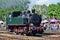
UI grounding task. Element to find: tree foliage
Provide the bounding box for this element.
[31,4,48,19]
[32,3,60,19]
[32,5,41,15]
[47,3,60,19]
[0,0,29,21]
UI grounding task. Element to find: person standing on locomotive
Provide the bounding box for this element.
[30,9,42,27]
[22,11,27,24]
[26,10,31,23]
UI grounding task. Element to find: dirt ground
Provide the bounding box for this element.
[0,34,60,40]
[0,30,60,40]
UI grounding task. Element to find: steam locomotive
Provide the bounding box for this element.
[6,10,44,35]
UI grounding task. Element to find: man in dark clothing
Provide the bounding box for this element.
[22,11,28,24]
[31,9,42,27]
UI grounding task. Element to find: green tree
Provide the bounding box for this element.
[40,4,48,19]
[0,0,29,21]
[32,4,48,19]
[32,5,41,14]
[47,3,60,19]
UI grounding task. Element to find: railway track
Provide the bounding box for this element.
[0,30,60,40]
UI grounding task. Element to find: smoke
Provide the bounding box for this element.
[0,0,28,10]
